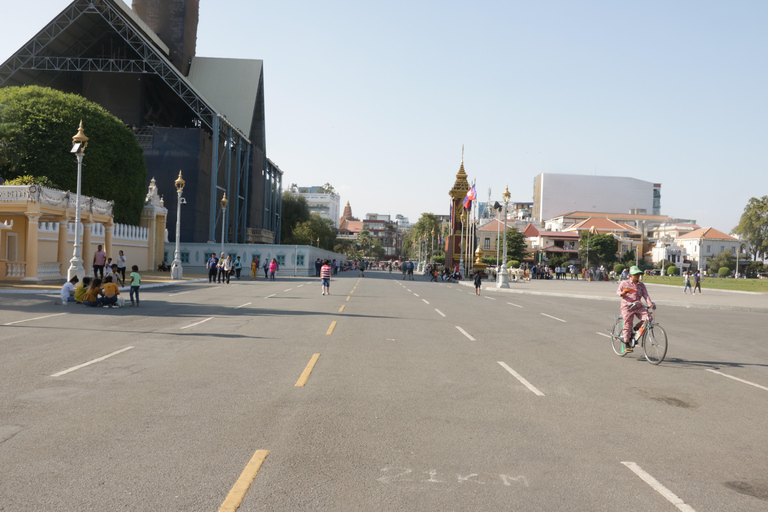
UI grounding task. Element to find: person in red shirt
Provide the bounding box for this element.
[320,259,332,295]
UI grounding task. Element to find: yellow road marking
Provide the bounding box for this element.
[295,353,321,386]
[338,305,345,313]
[217,449,270,512]
[326,321,337,335]
[346,296,351,302]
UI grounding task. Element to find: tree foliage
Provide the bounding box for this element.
[0,86,147,224]
[707,250,735,273]
[578,232,617,267]
[734,196,768,260]
[403,213,442,260]
[317,182,336,194]
[280,192,310,244]
[291,214,336,250]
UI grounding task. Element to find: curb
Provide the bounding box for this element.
[457,280,768,313]
[0,279,209,295]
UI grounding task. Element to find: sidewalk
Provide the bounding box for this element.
[0,271,210,294]
[458,276,768,313]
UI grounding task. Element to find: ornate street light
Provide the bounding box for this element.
[497,185,511,288]
[220,193,228,256]
[67,121,89,282]
[171,171,186,280]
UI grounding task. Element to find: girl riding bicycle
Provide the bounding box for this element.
[616,266,656,353]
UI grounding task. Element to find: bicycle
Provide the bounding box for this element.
[608,303,668,365]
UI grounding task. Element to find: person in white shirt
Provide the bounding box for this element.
[222,255,233,284]
[116,250,127,283]
[56,276,79,305]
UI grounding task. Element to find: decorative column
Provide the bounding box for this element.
[104,220,114,262]
[22,213,41,282]
[82,219,93,277]
[56,217,69,278]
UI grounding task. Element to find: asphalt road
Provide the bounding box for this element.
[1,271,767,511]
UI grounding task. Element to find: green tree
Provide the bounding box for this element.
[504,227,526,263]
[356,230,374,258]
[0,86,147,224]
[280,192,310,243]
[292,214,336,249]
[318,182,336,194]
[403,213,443,261]
[707,250,735,273]
[733,196,768,261]
[578,232,617,267]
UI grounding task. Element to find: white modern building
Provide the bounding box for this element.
[533,173,661,223]
[292,186,341,228]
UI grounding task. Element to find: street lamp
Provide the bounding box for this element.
[67,121,88,282]
[171,171,186,280]
[431,228,435,267]
[497,185,511,288]
[459,209,466,276]
[220,192,228,255]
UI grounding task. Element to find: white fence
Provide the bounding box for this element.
[37,222,149,241]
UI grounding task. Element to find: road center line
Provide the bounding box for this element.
[265,294,276,298]
[507,302,523,308]
[497,362,545,396]
[346,296,351,302]
[169,291,190,296]
[4,312,67,326]
[180,317,214,330]
[51,346,134,377]
[455,326,476,341]
[421,299,430,304]
[295,353,321,387]
[235,302,252,309]
[621,462,696,512]
[541,313,567,323]
[297,285,304,288]
[706,369,768,392]
[413,293,419,297]
[435,309,446,317]
[596,332,612,338]
[217,449,270,512]
[326,321,337,335]
[283,288,292,292]
[338,305,345,313]
[484,296,496,300]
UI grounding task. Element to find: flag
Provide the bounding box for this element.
[463,184,477,210]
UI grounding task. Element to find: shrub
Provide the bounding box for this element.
[614,263,626,275]
[433,255,445,264]
[718,267,730,278]
[508,260,519,268]
[667,265,678,276]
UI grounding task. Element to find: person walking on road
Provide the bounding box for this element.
[408,261,414,280]
[473,271,483,295]
[359,260,366,277]
[93,244,107,279]
[321,259,332,295]
[683,271,693,294]
[263,259,269,279]
[402,262,408,280]
[251,256,259,280]
[206,253,218,283]
[693,270,702,294]
[234,256,242,280]
[269,258,278,281]
[222,254,233,284]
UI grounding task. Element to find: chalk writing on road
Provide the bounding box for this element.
[377,467,528,487]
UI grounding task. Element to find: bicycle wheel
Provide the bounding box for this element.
[610,317,627,356]
[644,325,668,365]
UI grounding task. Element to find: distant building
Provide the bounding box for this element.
[292,186,341,228]
[338,207,399,259]
[478,201,532,222]
[677,227,740,272]
[395,214,411,230]
[533,173,661,223]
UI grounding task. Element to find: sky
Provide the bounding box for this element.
[1,0,766,232]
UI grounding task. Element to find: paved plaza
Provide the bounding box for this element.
[1,271,767,511]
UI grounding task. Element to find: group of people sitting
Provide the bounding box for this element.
[57,265,141,308]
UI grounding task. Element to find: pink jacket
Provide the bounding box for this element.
[269,262,277,273]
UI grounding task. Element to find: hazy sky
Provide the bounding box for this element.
[2,1,766,231]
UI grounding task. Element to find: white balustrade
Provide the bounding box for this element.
[6,262,26,278]
[37,263,62,279]
[113,222,148,242]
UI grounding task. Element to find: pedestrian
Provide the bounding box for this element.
[360,260,366,277]
[332,259,338,275]
[117,250,127,284]
[263,259,269,279]
[315,258,322,277]
[473,270,482,295]
[206,253,218,283]
[101,275,120,308]
[93,244,107,279]
[408,261,414,280]
[234,256,242,280]
[129,265,141,307]
[402,262,408,280]
[251,256,259,280]
[82,278,105,307]
[693,270,702,294]
[55,276,79,305]
[110,264,123,286]
[216,253,227,282]
[269,258,278,281]
[683,271,692,294]
[321,259,331,295]
[222,254,233,284]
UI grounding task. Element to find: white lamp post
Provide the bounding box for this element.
[67,121,88,282]
[220,193,228,256]
[431,228,435,266]
[497,185,511,288]
[171,171,186,280]
[459,210,466,276]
